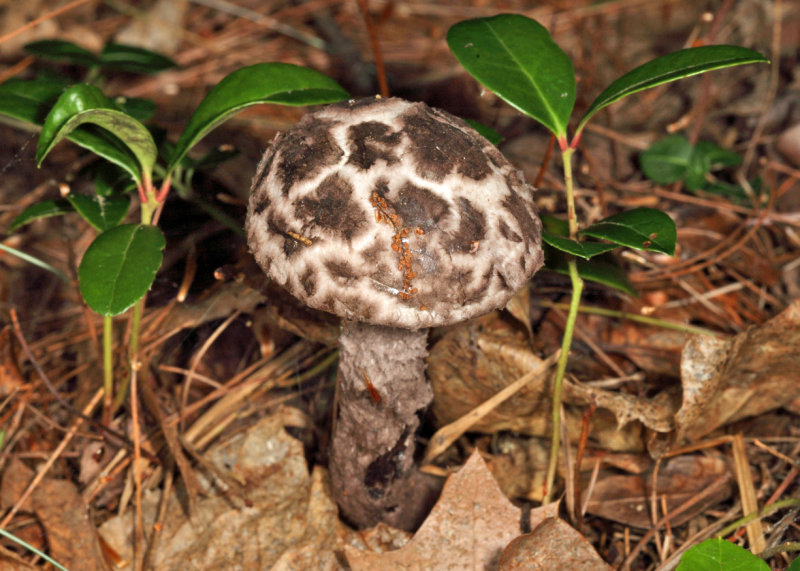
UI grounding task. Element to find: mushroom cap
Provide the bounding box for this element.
[246,96,543,330]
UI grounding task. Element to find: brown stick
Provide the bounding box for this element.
[0,0,93,46]
[356,0,390,97]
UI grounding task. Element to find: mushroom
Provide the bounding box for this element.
[246,96,543,529]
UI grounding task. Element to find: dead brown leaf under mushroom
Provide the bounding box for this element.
[427,311,671,454]
[431,299,800,464]
[246,96,543,529]
[345,451,560,570]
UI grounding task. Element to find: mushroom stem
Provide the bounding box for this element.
[330,321,438,529]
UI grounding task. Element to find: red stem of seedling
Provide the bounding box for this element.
[357,0,390,97]
[156,175,172,203]
[137,183,148,204]
[569,130,583,150]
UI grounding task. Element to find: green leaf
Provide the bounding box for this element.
[0,77,67,125]
[581,208,676,256]
[113,96,157,121]
[78,224,165,316]
[447,14,575,140]
[464,119,504,145]
[24,39,99,68]
[99,43,177,75]
[9,199,73,232]
[81,161,138,196]
[37,84,157,183]
[694,140,742,168]
[0,243,68,282]
[182,145,240,171]
[66,193,131,231]
[68,127,144,183]
[541,216,635,294]
[677,538,769,571]
[541,230,618,259]
[788,556,800,571]
[168,62,349,173]
[577,45,769,135]
[544,246,636,295]
[0,80,144,182]
[702,180,752,204]
[640,135,743,192]
[686,140,741,190]
[640,134,693,185]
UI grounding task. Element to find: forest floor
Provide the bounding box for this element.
[1,0,799,569]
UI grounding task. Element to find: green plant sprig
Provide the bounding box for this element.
[447,13,769,504]
[1,57,348,418]
[641,133,763,204]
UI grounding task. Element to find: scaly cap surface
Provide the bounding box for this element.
[246,96,543,329]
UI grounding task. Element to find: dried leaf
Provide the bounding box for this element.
[498,517,612,570]
[505,285,535,345]
[429,313,552,434]
[676,300,800,441]
[114,0,187,54]
[583,455,733,528]
[565,378,676,434]
[424,351,559,463]
[604,319,686,377]
[1,458,107,571]
[0,326,25,396]
[429,313,662,452]
[99,412,349,570]
[346,451,559,570]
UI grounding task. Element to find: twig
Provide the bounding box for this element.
[535,134,556,188]
[621,474,731,569]
[732,433,766,552]
[356,0,389,97]
[130,366,145,571]
[753,438,800,470]
[422,351,560,463]
[9,309,140,453]
[0,387,103,528]
[0,56,35,84]
[742,0,782,171]
[654,501,742,571]
[189,0,327,50]
[0,0,92,46]
[574,399,596,534]
[536,300,722,338]
[179,309,241,431]
[717,497,800,539]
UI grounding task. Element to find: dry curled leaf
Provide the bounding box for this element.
[345,451,558,570]
[99,412,348,570]
[603,319,687,377]
[583,454,733,528]
[428,313,663,452]
[498,517,612,571]
[0,326,25,396]
[1,458,107,571]
[676,299,800,442]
